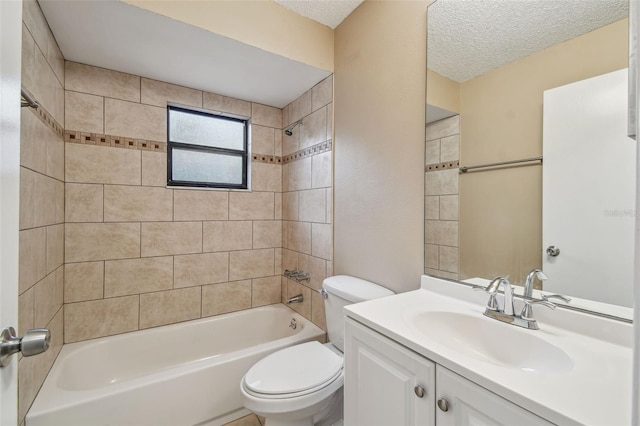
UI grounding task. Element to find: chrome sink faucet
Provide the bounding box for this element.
[476,276,555,330]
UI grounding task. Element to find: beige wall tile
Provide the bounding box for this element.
[46,224,64,274]
[47,130,65,182]
[251,103,282,128]
[141,222,202,257]
[425,268,459,281]
[65,183,103,223]
[425,196,439,220]
[251,125,275,155]
[288,221,311,254]
[142,151,167,187]
[65,62,140,102]
[34,269,63,326]
[326,188,332,224]
[18,287,34,335]
[66,223,141,262]
[104,185,173,222]
[298,253,327,290]
[141,78,202,108]
[33,47,64,123]
[20,108,47,174]
[283,192,298,221]
[19,227,46,293]
[64,261,104,303]
[251,162,281,192]
[45,29,64,85]
[202,221,252,252]
[140,287,201,329]
[440,195,459,220]
[202,280,251,317]
[440,134,459,162]
[174,190,229,221]
[425,169,458,196]
[282,164,290,192]
[229,249,274,280]
[311,289,327,331]
[312,76,333,112]
[282,248,298,274]
[326,260,333,277]
[18,307,63,422]
[299,189,326,223]
[174,252,229,288]
[275,248,282,274]
[282,130,299,156]
[203,92,251,117]
[21,23,36,97]
[300,107,327,150]
[229,192,274,220]
[285,279,311,319]
[275,130,283,157]
[66,143,141,185]
[311,223,332,260]
[425,244,439,269]
[425,139,440,165]
[425,220,459,247]
[105,98,166,141]
[253,220,282,249]
[65,91,104,134]
[282,106,289,130]
[425,115,459,141]
[288,90,311,125]
[326,103,333,140]
[105,256,174,297]
[311,152,332,189]
[252,276,281,307]
[275,192,282,220]
[439,246,459,273]
[65,295,139,343]
[20,168,62,229]
[288,157,312,191]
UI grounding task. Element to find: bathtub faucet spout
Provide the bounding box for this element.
[286,294,304,304]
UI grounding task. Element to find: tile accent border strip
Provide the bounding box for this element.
[64,130,168,153]
[251,154,282,164]
[31,104,64,138]
[425,160,460,173]
[283,140,332,164]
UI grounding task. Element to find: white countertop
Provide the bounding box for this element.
[344,275,632,426]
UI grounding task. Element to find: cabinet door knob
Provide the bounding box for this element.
[437,398,449,412]
[414,385,425,398]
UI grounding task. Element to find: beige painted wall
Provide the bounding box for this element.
[124,0,334,72]
[426,69,459,113]
[458,19,628,283]
[334,0,431,294]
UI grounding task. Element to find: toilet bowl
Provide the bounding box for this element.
[240,275,394,426]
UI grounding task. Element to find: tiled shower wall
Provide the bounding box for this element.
[424,115,460,280]
[18,0,65,422]
[63,61,286,343]
[281,78,333,330]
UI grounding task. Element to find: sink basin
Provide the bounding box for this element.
[405,311,574,373]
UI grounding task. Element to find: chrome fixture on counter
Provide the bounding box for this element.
[476,276,555,330]
[284,269,310,283]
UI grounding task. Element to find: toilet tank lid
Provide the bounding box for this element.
[322,275,394,303]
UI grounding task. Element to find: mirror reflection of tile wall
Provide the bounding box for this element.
[425,116,460,280]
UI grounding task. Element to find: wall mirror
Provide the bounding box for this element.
[425,0,635,320]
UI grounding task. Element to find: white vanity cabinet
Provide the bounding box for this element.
[344,318,436,425]
[344,318,553,426]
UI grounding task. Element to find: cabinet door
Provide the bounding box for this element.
[344,318,435,426]
[435,366,554,426]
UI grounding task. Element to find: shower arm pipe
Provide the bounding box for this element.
[284,119,302,135]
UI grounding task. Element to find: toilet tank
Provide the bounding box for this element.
[322,275,394,352]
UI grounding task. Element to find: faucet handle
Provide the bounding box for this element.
[521,298,555,320]
[471,281,501,311]
[541,294,571,303]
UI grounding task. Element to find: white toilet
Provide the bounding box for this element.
[240,275,394,426]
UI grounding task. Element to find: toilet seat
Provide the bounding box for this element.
[243,341,343,399]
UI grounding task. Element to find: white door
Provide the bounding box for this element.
[542,69,636,307]
[435,366,553,425]
[344,318,435,426]
[0,0,23,424]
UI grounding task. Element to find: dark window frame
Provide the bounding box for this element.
[167,105,249,189]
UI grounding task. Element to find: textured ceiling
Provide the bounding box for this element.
[273,0,364,29]
[428,0,628,82]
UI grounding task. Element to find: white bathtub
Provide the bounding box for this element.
[27,304,325,426]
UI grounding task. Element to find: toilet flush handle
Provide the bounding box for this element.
[318,288,328,299]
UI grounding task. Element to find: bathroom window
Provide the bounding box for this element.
[167,106,249,189]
